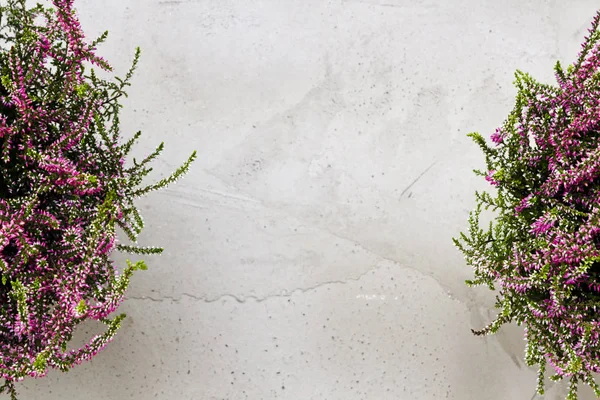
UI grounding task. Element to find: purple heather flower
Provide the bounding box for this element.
[515,194,534,213]
[485,169,499,186]
[0,0,160,388]
[490,128,505,145]
[455,10,600,393]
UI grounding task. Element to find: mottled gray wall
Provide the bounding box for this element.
[19,1,600,399]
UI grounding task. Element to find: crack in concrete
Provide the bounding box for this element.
[202,168,463,307]
[343,0,405,8]
[399,159,438,198]
[130,186,526,374]
[372,3,403,8]
[161,186,261,206]
[158,0,192,5]
[159,169,529,372]
[312,225,466,305]
[529,390,538,400]
[127,264,382,304]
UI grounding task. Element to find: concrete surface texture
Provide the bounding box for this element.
[14,0,600,399]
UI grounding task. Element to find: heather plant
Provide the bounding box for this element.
[0,0,196,398]
[453,10,600,400]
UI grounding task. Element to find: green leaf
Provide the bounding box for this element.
[33,352,48,373]
[116,244,163,256]
[75,299,87,315]
[125,259,148,271]
[1,75,10,90]
[132,150,197,197]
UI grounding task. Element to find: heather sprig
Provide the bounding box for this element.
[454,10,600,399]
[0,0,196,397]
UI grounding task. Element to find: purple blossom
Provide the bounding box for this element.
[515,194,534,213]
[455,9,600,397]
[490,128,505,145]
[0,0,195,395]
[485,169,499,186]
[529,213,556,236]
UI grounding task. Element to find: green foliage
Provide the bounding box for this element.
[454,9,600,399]
[0,1,197,396]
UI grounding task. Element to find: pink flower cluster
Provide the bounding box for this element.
[0,0,147,391]
[443,10,600,398]
[473,11,600,390]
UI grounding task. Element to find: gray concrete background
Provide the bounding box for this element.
[15,0,600,399]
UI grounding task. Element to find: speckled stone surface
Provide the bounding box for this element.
[16,0,600,399]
